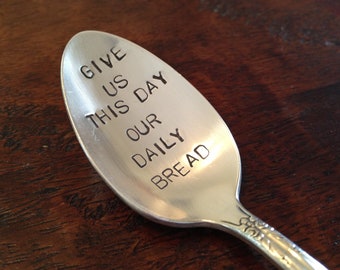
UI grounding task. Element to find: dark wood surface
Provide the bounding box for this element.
[0,1,339,269]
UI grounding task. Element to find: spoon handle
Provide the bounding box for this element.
[218,204,328,269]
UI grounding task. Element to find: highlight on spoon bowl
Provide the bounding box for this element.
[61,31,328,269]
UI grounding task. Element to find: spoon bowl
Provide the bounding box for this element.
[61,31,327,269]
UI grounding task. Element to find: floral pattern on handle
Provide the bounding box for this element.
[222,207,309,269]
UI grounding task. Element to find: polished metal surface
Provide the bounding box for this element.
[61,31,327,269]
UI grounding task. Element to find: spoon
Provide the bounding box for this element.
[61,30,327,269]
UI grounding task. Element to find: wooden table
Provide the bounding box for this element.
[1,1,339,269]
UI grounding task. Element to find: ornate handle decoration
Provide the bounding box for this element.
[221,205,328,270]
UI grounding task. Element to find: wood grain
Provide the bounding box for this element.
[0,1,339,269]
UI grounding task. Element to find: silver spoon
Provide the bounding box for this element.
[61,30,327,269]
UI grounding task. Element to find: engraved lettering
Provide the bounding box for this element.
[151,175,168,189]
[126,128,140,141]
[91,60,102,73]
[153,143,166,155]
[152,71,167,85]
[85,114,98,128]
[86,100,129,128]
[110,47,127,61]
[102,82,118,96]
[146,113,162,128]
[96,109,111,124]
[80,47,127,79]
[150,144,210,189]
[159,137,175,150]
[173,162,190,176]
[132,154,147,168]
[113,75,128,89]
[194,144,209,159]
[162,168,178,182]
[130,128,184,167]
[186,153,199,167]
[146,81,158,94]
[80,65,95,79]
[169,128,184,142]
[146,148,158,161]
[102,75,128,97]
[133,71,167,103]
[134,88,148,103]
[107,104,118,118]
[113,100,129,114]
[99,54,113,68]
[135,121,150,136]
[126,113,162,142]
